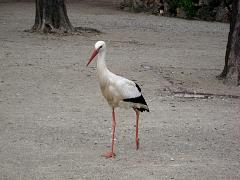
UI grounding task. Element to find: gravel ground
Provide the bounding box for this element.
[0,1,239,180]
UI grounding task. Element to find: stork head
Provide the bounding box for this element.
[86,41,106,66]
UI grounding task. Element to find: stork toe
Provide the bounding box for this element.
[102,151,116,158]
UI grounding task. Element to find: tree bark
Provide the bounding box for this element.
[218,0,240,85]
[31,0,74,33]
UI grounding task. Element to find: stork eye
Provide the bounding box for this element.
[99,46,103,49]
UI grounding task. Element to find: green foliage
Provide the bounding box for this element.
[178,0,196,18]
[166,0,197,18]
[121,0,232,22]
[166,0,179,15]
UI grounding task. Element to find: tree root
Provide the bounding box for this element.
[25,24,101,35]
[74,27,101,33]
[217,66,240,86]
[28,0,101,35]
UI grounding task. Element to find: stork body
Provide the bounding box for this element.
[87,41,149,158]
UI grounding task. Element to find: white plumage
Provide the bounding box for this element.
[86,41,149,158]
[99,71,142,108]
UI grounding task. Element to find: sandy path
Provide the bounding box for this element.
[0,1,239,179]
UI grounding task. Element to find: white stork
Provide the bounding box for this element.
[86,41,149,158]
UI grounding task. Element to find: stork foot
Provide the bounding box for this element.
[102,151,116,158]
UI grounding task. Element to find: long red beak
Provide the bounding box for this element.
[86,49,99,66]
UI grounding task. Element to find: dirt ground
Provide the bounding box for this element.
[0,1,240,180]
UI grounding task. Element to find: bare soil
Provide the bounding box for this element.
[0,1,239,180]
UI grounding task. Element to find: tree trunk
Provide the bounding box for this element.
[218,0,240,85]
[31,0,74,33]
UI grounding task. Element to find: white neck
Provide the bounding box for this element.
[96,49,112,87]
[97,49,108,73]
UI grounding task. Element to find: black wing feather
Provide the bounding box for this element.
[123,95,149,112]
[135,83,141,92]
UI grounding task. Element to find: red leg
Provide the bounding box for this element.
[102,108,116,158]
[135,109,140,150]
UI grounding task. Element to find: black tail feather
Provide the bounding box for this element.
[136,107,149,112]
[123,95,149,112]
